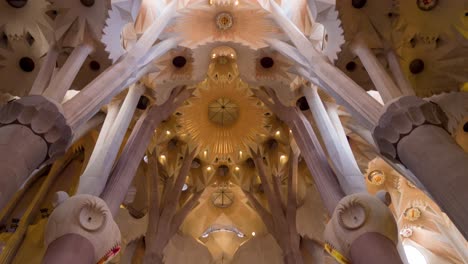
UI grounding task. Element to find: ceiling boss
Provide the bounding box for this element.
[177,47,268,163]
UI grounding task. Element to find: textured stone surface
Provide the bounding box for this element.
[0,95,72,209]
[324,193,399,260]
[373,96,448,161]
[0,95,72,159]
[45,193,121,263]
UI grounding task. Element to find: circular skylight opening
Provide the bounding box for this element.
[404,245,427,264]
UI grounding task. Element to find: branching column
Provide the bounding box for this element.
[266,0,383,130]
[373,95,468,239]
[29,46,59,95]
[100,86,193,215]
[349,36,403,103]
[245,147,303,264]
[62,2,179,131]
[42,42,95,102]
[303,85,366,194]
[253,87,344,214]
[77,84,144,196]
[143,149,202,264]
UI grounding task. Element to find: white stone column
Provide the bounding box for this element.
[42,43,94,102]
[350,36,402,103]
[303,85,365,194]
[265,0,384,129]
[62,1,179,131]
[77,84,144,196]
[386,50,415,96]
[29,47,59,95]
[71,112,106,144]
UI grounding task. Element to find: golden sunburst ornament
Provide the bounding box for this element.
[177,71,267,163]
[168,0,280,49]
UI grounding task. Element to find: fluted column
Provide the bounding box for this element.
[350,36,403,103]
[386,49,415,96]
[101,86,192,216]
[373,95,468,239]
[100,107,161,216]
[77,84,144,196]
[266,0,383,130]
[42,43,95,102]
[62,1,179,131]
[70,112,106,144]
[29,47,59,96]
[253,87,344,214]
[303,85,365,194]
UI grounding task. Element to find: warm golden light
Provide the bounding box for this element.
[280,155,288,165]
[159,155,167,164]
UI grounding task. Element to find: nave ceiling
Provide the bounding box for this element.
[0,0,467,263]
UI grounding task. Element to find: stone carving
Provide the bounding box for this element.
[0,95,72,159]
[373,95,448,161]
[0,95,72,208]
[169,1,279,50]
[45,192,121,263]
[324,193,398,260]
[428,91,468,135]
[403,207,422,222]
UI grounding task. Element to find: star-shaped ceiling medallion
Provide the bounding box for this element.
[208,97,239,127]
[177,59,268,164]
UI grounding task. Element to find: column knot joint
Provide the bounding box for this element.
[372,96,448,162]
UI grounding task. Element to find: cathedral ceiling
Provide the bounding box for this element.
[0,0,467,263]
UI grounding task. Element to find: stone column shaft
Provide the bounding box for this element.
[398,125,468,238]
[77,85,144,196]
[100,108,159,216]
[29,47,59,96]
[350,37,403,104]
[373,95,468,239]
[350,232,403,264]
[43,43,94,102]
[291,114,345,214]
[42,234,95,264]
[386,50,415,96]
[266,0,383,130]
[303,85,365,194]
[62,2,178,131]
[0,96,71,210]
[70,112,106,144]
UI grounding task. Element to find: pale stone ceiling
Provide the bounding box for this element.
[0,0,467,263]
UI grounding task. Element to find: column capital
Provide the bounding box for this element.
[0,95,72,160]
[324,193,398,261]
[373,96,448,162]
[45,192,121,263]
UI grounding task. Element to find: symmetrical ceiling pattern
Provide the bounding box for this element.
[0,0,466,264]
